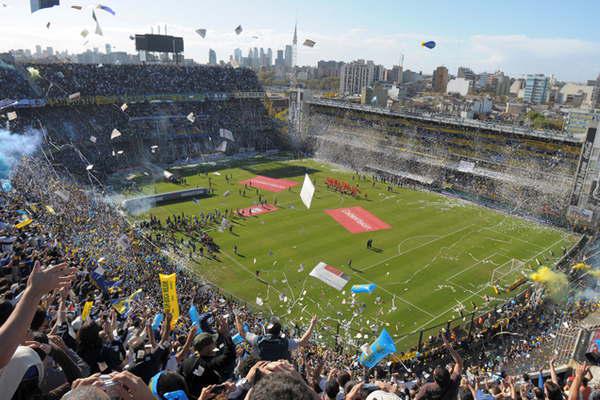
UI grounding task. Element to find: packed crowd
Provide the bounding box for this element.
[21,63,262,99]
[8,98,276,178]
[312,129,572,226]
[0,64,38,99]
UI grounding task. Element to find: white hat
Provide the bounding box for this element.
[0,346,44,399]
[366,390,401,400]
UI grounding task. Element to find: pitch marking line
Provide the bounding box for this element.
[361,224,475,272]
[444,251,507,282]
[480,227,546,250]
[393,236,568,345]
[344,266,435,318]
[396,235,440,254]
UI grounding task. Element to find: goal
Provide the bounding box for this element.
[490,258,526,289]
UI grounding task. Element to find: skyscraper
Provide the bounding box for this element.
[284,45,293,69]
[292,22,298,67]
[457,67,475,81]
[385,65,403,84]
[267,48,273,67]
[373,64,385,82]
[432,66,449,93]
[317,61,344,78]
[339,60,376,95]
[233,48,242,65]
[495,74,511,96]
[523,74,549,104]
[276,50,284,67]
[208,49,217,65]
[105,44,112,54]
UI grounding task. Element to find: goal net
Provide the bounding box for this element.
[490,258,526,289]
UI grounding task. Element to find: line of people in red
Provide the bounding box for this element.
[325,177,361,197]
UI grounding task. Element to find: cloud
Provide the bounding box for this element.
[296,32,600,82]
[0,12,598,82]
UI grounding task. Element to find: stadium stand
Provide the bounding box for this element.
[0,61,281,179]
[300,99,583,225]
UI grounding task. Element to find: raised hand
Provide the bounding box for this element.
[27,260,76,298]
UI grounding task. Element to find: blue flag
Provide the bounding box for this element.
[232,333,244,345]
[30,0,59,13]
[189,305,201,329]
[152,313,164,332]
[91,266,110,293]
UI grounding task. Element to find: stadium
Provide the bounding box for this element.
[1,20,600,400]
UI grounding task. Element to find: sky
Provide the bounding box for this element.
[2,0,600,82]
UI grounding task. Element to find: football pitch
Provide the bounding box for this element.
[132,157,578,351]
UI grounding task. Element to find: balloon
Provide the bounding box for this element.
[358,328,397,368]
[351,283,377,294]
[421,41,436,49]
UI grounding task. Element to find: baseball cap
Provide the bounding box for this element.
[193,332,218,352]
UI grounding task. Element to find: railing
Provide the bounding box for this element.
[11,91,265,108]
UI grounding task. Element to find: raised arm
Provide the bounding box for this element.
[442,333,463,375]
[298,315,318,348]
[160,313,172,344]
[176,325,198,364]
[569,363,588,400]
[549,358,558,385]
[235,313,247,339]
[0,261,74,368]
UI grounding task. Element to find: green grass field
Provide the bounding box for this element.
[130,157,578,351]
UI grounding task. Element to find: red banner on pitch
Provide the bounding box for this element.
[240,175,298,192]
[325,207,391,233]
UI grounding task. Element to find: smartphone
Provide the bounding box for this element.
[211,384,227,394]
[99,375,120,400]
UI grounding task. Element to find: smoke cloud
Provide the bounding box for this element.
[529,266,568,293]
[0,128,43,180]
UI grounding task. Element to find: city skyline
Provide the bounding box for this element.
[0,0,599,81]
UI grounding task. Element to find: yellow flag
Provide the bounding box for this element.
[159,273,180,329]
[15,218,33,229]
[45,205,56,215]
[82,301,93,321]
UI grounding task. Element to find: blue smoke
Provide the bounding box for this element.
[0,128,43,191]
